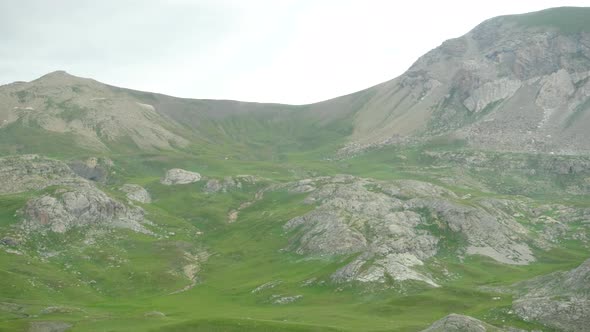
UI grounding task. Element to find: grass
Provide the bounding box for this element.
[0,120,89,158]
[1,116,590,331]
[2,175,586,331]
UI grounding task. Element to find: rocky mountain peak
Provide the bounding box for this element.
[32,70,93,86]
[340,7,590,156]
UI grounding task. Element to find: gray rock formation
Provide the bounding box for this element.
[421,314,505,332]
[0,155,151,235]
[203,175,258,193]
[463,78,522,113]
[426,151,590,176]
[0,155,82,194]
[512,258,590,331]
[22,186,150,234]
[120,184,151,203]
[406,198,534,265]
[282,176,541,287]
[160,168,201,185]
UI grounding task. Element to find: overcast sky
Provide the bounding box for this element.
[1,0,589,104]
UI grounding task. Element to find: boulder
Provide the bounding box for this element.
[160,168,201,185]
[120,184,151,203]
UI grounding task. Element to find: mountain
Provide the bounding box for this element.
[1,6,590,332]
[335,6,590,155]
[3,8,590,159]
[0,70,353,159]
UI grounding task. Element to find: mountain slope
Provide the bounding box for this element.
[2,8,589,158]
[1,6,590,332]
[336,6,590,155]
[0,71,356,159]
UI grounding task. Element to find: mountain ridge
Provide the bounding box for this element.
[3,7,590,158]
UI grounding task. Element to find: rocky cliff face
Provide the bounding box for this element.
[339,7,590,155]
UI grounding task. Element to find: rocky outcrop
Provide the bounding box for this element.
[512,258,590,331]
[536,69,575,112]
[120,184,151,203]
[406,198,534,265]
[0,155,82,194]
[426,151,590,175]
[270,295,303,305]
[203,175,258,193]
[514,297,590,332]
[22,186,150,234]
[463,78,521,113]
[29,321,72,332]
[0,155,151,235]
[282,176,538,287]
[160,168,201,185]
[421,314,506,332]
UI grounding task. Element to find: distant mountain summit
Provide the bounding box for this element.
[1,7,589,156]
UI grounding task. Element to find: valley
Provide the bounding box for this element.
[1,6,590,332]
